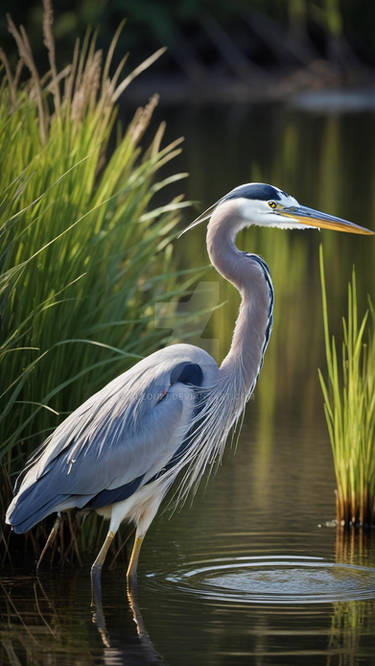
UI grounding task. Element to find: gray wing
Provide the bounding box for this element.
[7,343,218,533]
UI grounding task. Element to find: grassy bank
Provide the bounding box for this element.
[0,4,194,564]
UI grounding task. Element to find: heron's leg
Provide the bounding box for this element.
[90,528,116,606]
[36,512,61,573]
[126,534,144,588]
[125,490,168,589]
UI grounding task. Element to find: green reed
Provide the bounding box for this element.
[319,245,375,526]
[0,3,196,562]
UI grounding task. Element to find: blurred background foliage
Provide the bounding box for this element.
[1,0,375,99]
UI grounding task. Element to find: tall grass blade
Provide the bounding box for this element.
[0,7,196,563]
[319,245,375,527]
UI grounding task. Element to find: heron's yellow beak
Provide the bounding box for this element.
[280,204,374,235]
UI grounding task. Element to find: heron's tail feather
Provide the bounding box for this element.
[6,486,66,534]
[6,464,97,533]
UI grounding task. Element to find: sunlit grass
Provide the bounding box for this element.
[319,245,375,526]
[0,3,197,562]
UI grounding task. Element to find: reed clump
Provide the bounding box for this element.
[0,1,193,563]
[319,245,375,527]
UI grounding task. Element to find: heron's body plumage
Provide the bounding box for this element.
[7,344,218,533]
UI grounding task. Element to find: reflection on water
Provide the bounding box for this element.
[2,100,375,664]
[92,584,163,664]
[0,572,163,665]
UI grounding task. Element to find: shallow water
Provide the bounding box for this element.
[2,98,375,664]
[2,418,375,664]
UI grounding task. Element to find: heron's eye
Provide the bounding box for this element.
[268,201,277,209]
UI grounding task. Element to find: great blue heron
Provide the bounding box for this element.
[6,183,373,589]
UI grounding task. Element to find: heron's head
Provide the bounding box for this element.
[180,183,373,236]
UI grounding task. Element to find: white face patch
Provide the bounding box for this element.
[233,192,317,231]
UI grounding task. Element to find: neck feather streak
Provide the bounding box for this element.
[206,206,274,401]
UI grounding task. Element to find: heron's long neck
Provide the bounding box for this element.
[206,204,274,397]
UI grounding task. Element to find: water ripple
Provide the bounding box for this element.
[149,555,375,605]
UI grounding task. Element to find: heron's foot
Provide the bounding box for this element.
[126,566,138,593]
[90,564,103,608]
[90,528,115,607]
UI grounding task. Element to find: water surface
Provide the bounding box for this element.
[3,419,375,664]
